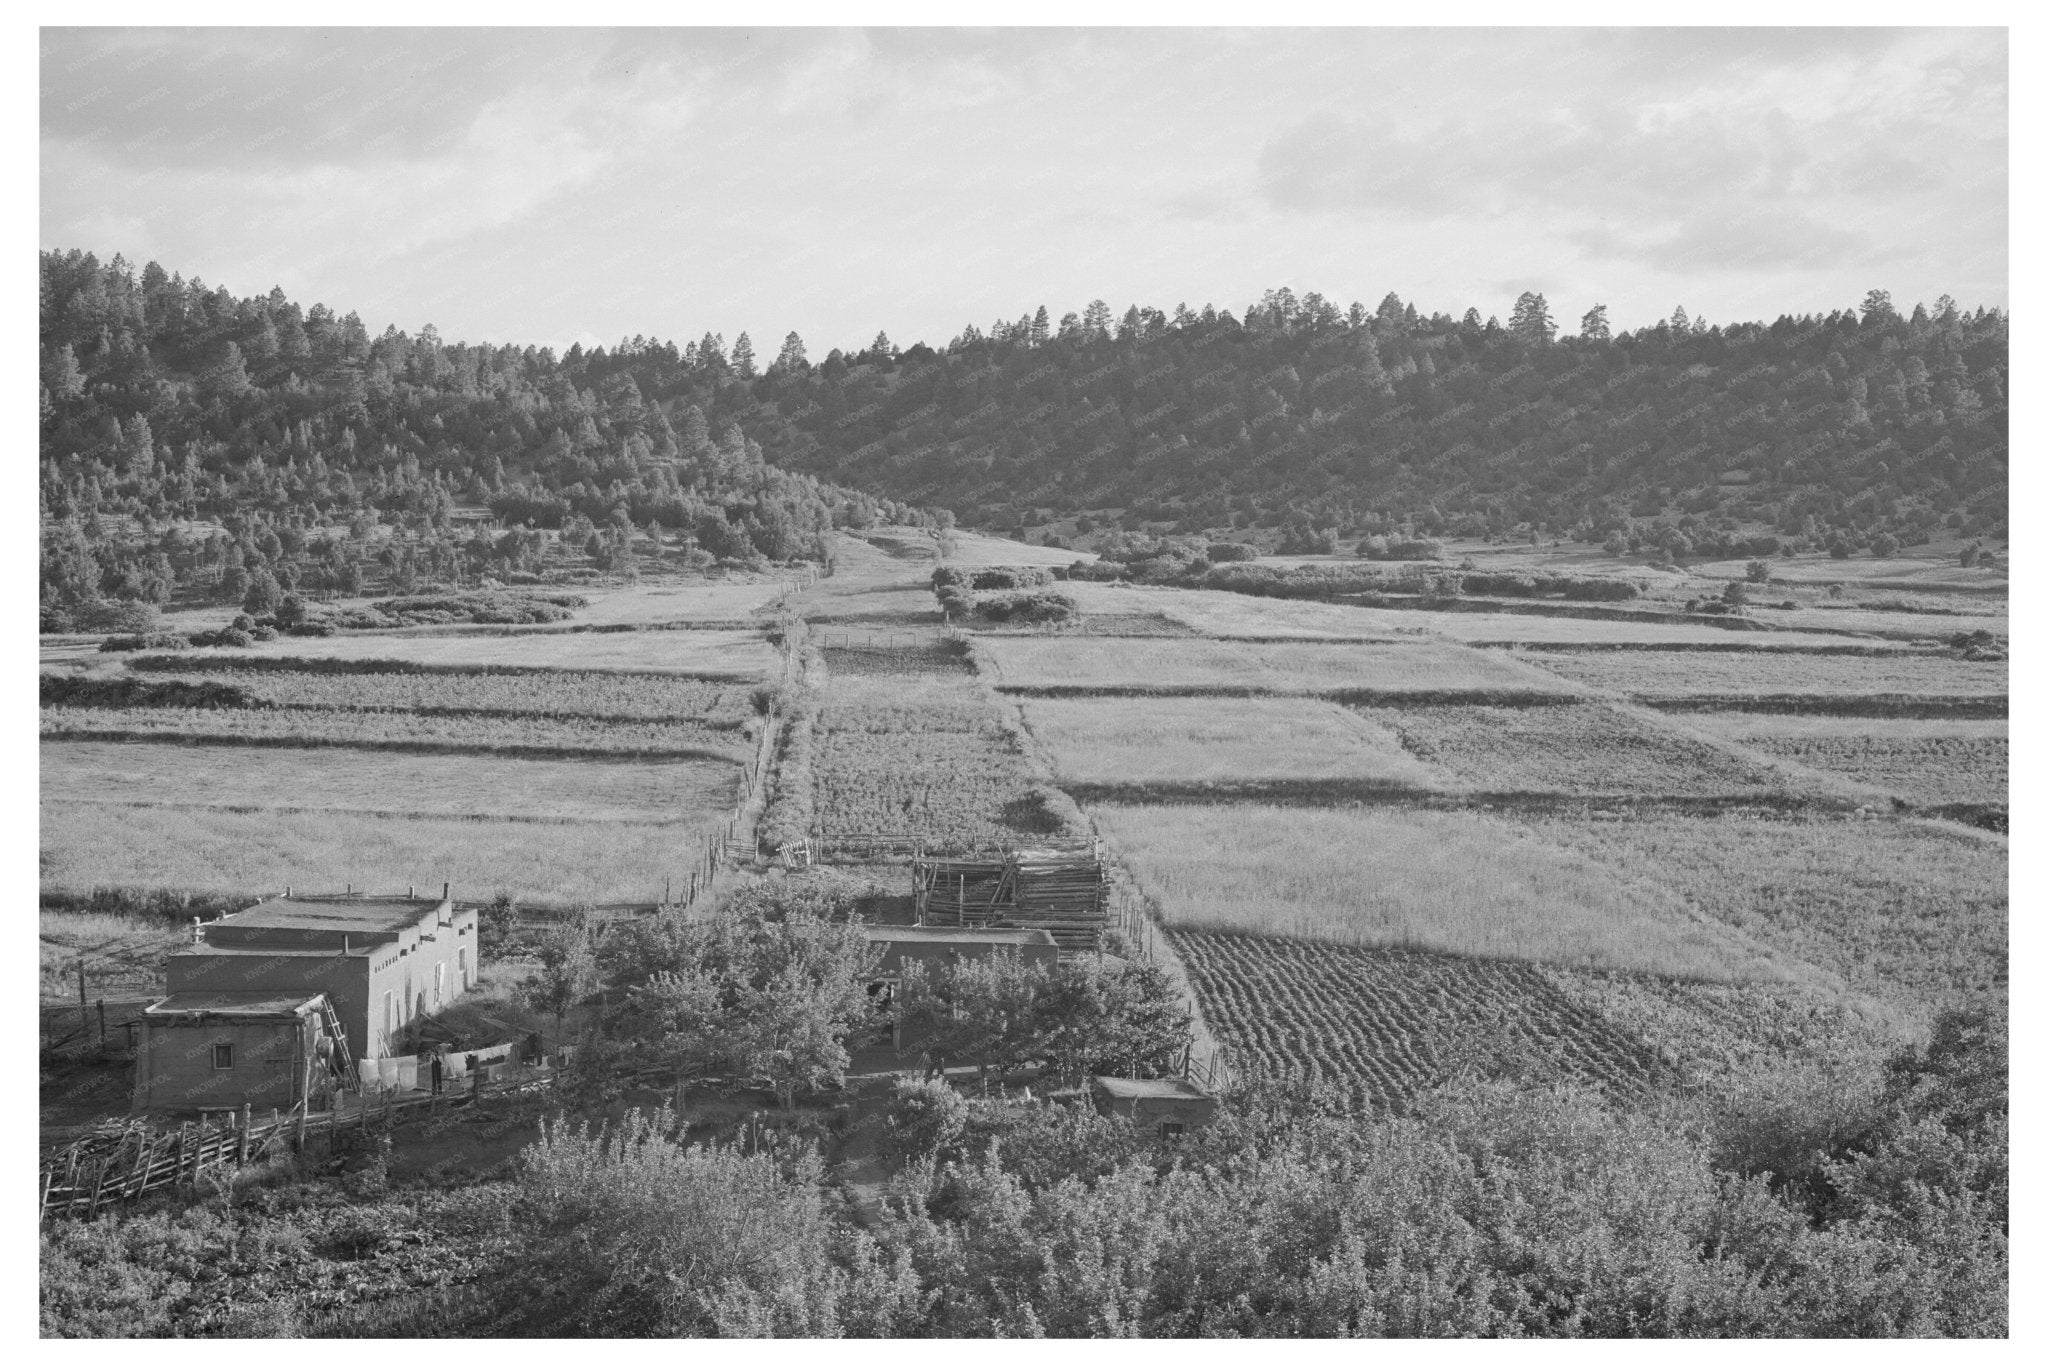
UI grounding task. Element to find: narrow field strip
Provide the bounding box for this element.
[1015,696,1439,787]
[44,798,681,828]
[1066,781,1851,815]
[1641,694,2006,718]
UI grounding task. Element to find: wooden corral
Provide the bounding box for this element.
[912,842,1108,952]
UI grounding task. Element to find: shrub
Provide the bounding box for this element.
[1746,559,1774,583]
[930,566,969,590]
[878,1077,969,1166]
[1205,542,1259,563]
[969,566,1052,591]
[98,631,192,653]
[71,600,162,634]
[1384,537,1445,561]
[972,590,1077,624]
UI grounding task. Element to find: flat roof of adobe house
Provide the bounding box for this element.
[199,894,455,946]
[1092,1076,1213,1102]
[864,926,1058,948]
[147,991,326,1020]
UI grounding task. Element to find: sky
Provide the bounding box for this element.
[39,26,2008,356]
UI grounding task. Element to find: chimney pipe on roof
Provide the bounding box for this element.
[285,885,292,898]
[443,882,450,902]
[409,884,415,899]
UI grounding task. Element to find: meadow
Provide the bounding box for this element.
[42,740,737,824]
[1362,702,1793,798]
[39,803,708,907]
[1017,696,1439,788]
[1091,804,1795,982]
[1524,648,2007,700]
[1686,714,2007,807]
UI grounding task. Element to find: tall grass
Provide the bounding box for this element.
[150,628,779,677]
[978,636,1571,694]
[1092,804,1800,984]
[1528,650,2008,698]
[39,804,716,908]
[1018,696,1440,787]
[42,741,738,824]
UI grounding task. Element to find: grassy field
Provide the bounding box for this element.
[1363,702,1792,798]
[108,664,758,725]
[1018,696,1439,788]
[41,706,748,760]
[39,803,710,906]
[1525,648,2007,699]
[162,628,778,677]
[979,636,1570,696]
[1093,804,1793,982]
[43,741,737,823]
[565,577,795,625]
[1531,812,2007,1010]
[1686,715,2007,806]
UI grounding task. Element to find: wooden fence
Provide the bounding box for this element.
[40,1072,557,1221]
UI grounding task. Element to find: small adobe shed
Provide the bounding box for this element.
[1090,1075,1218,1138]
[132,993,347,1114]
[911,843,1107,952]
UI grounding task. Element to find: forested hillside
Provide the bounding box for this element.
[40,249,2007,622]
[37,250,934,624]
[746,289,2007,548]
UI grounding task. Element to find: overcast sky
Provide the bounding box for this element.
[40,27,2007,355]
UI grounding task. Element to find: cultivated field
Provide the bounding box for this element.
[1173,932,1665,1107]
[166,629,778,677]
[1093,804,1792,982]
[1524,648,2007,701]
[111,663,758,726]
[1018,696,1439,789]
[979,636,1571,696]
[1531,812,2007,1009]
[41,706,747,760]
[563,577,795,625]
[1362,702,1793,798]
[40,803,707,907]
[43,741,737,824]
[1687,715,2007,807]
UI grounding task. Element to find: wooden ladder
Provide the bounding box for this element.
[318,996,361,1093]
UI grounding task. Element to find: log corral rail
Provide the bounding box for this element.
[912,840,1109,954]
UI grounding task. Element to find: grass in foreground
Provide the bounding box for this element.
[42,740,738,824]
[39,803,716,907]
[1018,696,1439,787]
[1093,803,1792,982]
[40,706,747,760]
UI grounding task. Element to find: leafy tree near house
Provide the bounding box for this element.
[522,915,600,1042]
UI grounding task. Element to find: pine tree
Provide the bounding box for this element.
[1579,304,1610,342]
[1030,306,1051,347]
[732,332,757,379]
[201,342,254,401]
[773,331,808,375]
[1082,300,1113,336]
[1670,305,1690,333]
[1509,292,1556,344]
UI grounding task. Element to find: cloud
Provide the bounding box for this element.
[1572,210,1875,273]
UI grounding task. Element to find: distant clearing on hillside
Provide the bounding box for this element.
[1093,804,1788,982]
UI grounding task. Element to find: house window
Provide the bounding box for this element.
[211,1043,235,1070]
[1159,1121,1185,1139]
[457,947,468,987]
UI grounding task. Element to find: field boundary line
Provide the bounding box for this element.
[39,729,751,765]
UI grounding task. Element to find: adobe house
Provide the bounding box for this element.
[135,888,479,1112]
[132,993,345,1115]
[1090,1075,1218,1139]
[860,925,1059,1056]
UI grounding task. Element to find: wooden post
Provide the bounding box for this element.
[296,1098,308,1153]
[77,960,89,1039]
[238,1104,252,1165]
[176,1123,188,1185]
[97,999,107,1050]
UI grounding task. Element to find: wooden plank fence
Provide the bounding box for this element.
[40,1072,558,1221]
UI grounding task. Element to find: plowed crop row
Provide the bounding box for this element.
[1173,930,1664,1109]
